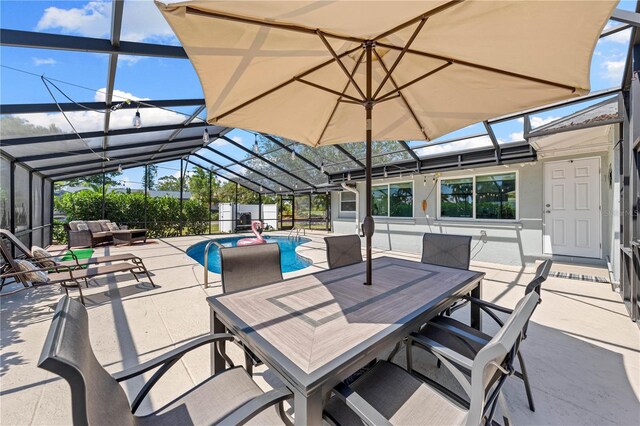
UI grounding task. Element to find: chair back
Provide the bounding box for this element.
[466,292,539,426]
[38,296,135,426]
[525,259,553,297]
[421,233,472,269]
[0,229,32,258]
[324,235,363,269]
[220,243,283,293]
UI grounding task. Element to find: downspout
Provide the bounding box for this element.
[341,183,360,234]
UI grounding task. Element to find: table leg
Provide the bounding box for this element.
[293,389,324,426]
[470,280,482,331]
[210,310,226,375]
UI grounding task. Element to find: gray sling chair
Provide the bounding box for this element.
[324,235,363,269]
[408,259,552,413]
[38,296,293,426]
[324,292,540,426]
[0,243,156,305]
[0,229,150,279]
[220,243,283,375]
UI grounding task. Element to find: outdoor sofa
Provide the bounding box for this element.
[65,220,147,248]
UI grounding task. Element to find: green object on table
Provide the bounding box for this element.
[60,249,94,262]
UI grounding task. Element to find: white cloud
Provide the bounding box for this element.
[507,132,524,142]
[32,57,58,66]
[413,136,493,157]
[232,136,243,144]
[602,60,625,82]
[601,23,632,44]
[13,88,186,134]
[35,0,177,43]
[529,116,560,128]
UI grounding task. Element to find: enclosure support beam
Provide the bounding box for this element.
[179,158,185,236]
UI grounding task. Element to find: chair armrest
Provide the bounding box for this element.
[114,333,236,414]
[217,387,293,426]
[330,382,392,426]
[464,296,513,314]
[0,265,72,280]
[427,321,490,348]
[112,333,235,382]
[409,334,474,370]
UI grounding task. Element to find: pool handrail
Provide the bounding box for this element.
[204,240,224,289]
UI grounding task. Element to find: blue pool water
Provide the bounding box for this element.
[187,236,312,274]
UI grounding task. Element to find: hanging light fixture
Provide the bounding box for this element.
[202,128,210,143]
[423,176,427,186]
[290,144,296,160]
[133,104,142,128]
[117,163,123,173]
[320,160,324,174]
[347,171,351,181]
[384,166,388,178]
[259,185,263,192]
[253,134,259,153]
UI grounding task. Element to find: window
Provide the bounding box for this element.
[439,172,517,220]
[440,178,473,218]
[372,182,413,218]
[475,173,516,220]
[340,191,356,212]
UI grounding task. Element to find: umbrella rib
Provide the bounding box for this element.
[317,31,366,100]
[375,62,452,102]
[183,6,366,44]
[316,49,366,145]
[372,17,428,99]
[215,45,361,121]
[373,0,465,41]
[374,49,434,140]
[294,78,363,103]
[376,42,579,92]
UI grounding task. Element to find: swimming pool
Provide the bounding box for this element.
[187,236,313,274]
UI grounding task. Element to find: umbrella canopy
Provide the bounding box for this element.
[157,0,616,284]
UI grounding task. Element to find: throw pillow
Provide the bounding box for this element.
[31,246,56,268]
[107,222,120,231]
[14,259,49,283]
[76,223,89,231]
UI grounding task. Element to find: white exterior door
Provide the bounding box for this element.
[543,158,601,258]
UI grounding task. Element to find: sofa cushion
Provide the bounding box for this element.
[76,223,89,231]
[68,221,84,232]
[97,220,112,231]
[87,221,103,233]
[92,231,112,238]
[106,222,120,231]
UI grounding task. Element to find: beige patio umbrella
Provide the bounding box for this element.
[157,0,616,285]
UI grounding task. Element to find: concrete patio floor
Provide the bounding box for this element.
[1,232,638,425]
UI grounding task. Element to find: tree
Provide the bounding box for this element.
[188,166,215,202]
[143,164,158,190]
[157,175,182,191]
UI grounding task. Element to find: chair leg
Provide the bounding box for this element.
[145,270,156,288]
[516,351,535,412]
[387,341,402,361]
[132,272,140,282]
[406,338,414,373]
[244,350,253,376]
[72,280,86,306]
[84,278,89,288]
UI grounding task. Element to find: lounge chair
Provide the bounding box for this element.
[421,232,472,269]
[324,292,540,426]
[407,260,553,412]
[0,228,149,272]
[39,296,293,425]
[219,243,283,374]
[324,234,363,269]
[0,244,156,305]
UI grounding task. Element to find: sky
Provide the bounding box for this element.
[0,0,636,189]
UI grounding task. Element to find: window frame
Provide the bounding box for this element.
[339,190,357,213]
[372,180,414,219]
[437,170,519,221]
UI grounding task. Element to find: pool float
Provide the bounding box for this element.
[237,221,267,246]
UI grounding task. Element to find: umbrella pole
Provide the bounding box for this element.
[363,41,374,286]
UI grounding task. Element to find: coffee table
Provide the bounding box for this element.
[111,229,147,246]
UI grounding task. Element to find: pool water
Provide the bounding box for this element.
[187,236,313,274]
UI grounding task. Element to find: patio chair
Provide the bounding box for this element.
[0,244,156,305]
[38,296,293,426]
[324,235,363,269]
[0,229,147,270]
[324,292,540,426]
[407,259,553,412]
[421,232,472,269]
[220,243,283,375]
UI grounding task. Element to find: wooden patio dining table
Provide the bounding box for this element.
[207,256,484,425]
